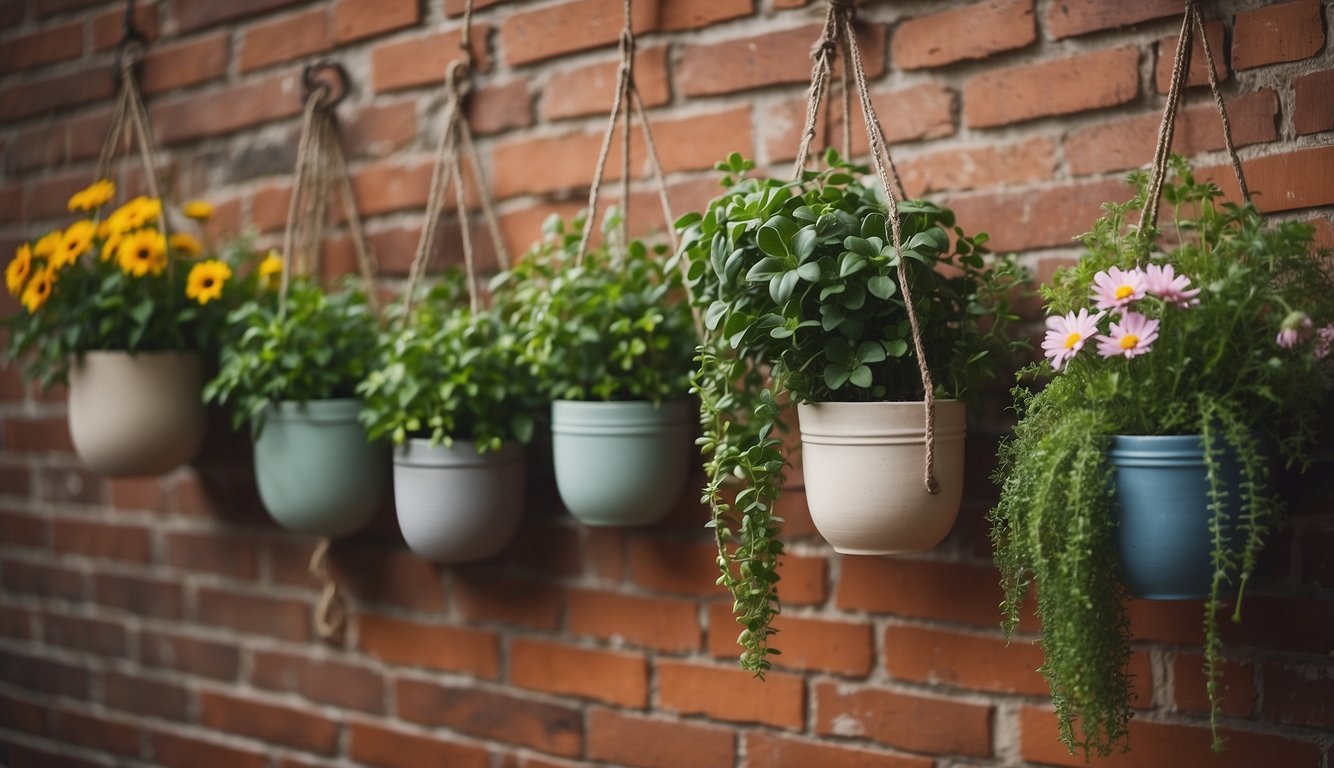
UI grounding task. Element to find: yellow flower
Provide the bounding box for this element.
[33,230,62,258]
[67,179,116,212]
[21,265,55,313]
[114,196,163,231]
[182,200,215,221]
[186,259,232,305]
[52,220,96,269]
[6,243,33,296]
[258,251,283,290]
[117,229,168,278]
[170,232,204,258]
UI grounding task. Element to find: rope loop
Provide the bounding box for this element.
[302,59,351,111]
[308,538,347,642]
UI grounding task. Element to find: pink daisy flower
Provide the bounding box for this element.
[1097,310,1159,359]
[1276,311,1314,349]
[1142,263,1200,308]
[1315,325,1334,360]
[1041,308,1104,371]
[1091,266,1146,311]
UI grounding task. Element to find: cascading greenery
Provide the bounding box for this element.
[990,157,1334,757]
[678,150,1021,675]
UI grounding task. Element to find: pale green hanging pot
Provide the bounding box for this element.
[550,399,693,527]
[253,398,384,537]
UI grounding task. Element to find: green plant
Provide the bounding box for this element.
[677,151,1021,675]
[203,276,380,435]
[494,209,698,404]
[990,157,1334,757]
[358,278,541,452]
[5,181,258,388]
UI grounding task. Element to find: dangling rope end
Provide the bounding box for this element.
[308,537,348,642]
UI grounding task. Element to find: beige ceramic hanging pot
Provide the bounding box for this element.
[67,350,206,476]
[798,399,966,555]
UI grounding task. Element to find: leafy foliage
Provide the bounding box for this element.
[358,277,542,452]
[494,209,698,403]
[677,150,1022,675]
[990,158,1334,757]
[5,190,258,388]
[203,277,380,435]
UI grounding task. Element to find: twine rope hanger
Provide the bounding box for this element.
[793,0,937,494]
[1140,0,1251,233]
[279,60,382,322]
[402,0,512,320]
[574,0,705,339]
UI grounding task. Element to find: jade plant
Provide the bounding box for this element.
[358,277,541,452]
[494,209,698,404]
[677,151,1021,674]
[204,274,380,436]
[989,158,1334,756]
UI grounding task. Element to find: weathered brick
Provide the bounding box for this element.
[196,588,311,642]
[333,0,419,43]
[892,0,1035,70]
[48,708,140,756]
[500,0,657,67]
[679,23,885,98]
[239,7,330,72]
[836,557,1004,626]
[1046,0,1180,40]
[964,47,1139,128]
[657,660,804,728]
[199,691,340,754]
[53,519,152,562]
[746,733,933,768]
[348,722,490,768]
[1294,68,1334,136]
[899,136,1055,196]
[468,79,535,135]
[1064,90,1278,177]
[1232,0,1325,70]
[707,604,873,676]
[569,589,701,652]
[93,573,183,620]
[370,27,491,93]
[152,72,304,145]
[542,46,670,121]
[0,22,82,72]
[165,530,260,580]
[815,681,992,756]
[661,0,752,30]
[1202,144,1334,213]
[43,611,129,657]
[627,536,722,595]
[176,0,307,33]
[152,732,267,768]
[587,708,734,768]
[357,614,500,678]
[510,638,648,706]
[1155,20,1228,93]
[3,415,74,453]
[140,631,240,680]
[0,509,48,549]
[2,559,84,601]
[397,678,583,756]
[344,101,417,159]
[250,651,385,713]
[1174,653,1254,718]
[104,671,190,721]
[0,651,90,699]
[141,32,230,94]
[91,2,160,51]
[945,178,1129,253]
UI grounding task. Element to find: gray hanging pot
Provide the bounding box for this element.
[392,438,525,563]
[67,350,206,476]
[252,398,384,537]
[551,399,693,526]
[799,400,966,555]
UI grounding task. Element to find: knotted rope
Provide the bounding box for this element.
[1140,0,1251,232]
[794,0,937,494]
[402,1,510,320]
[279,61,381,320]
[573,0,704,339]
[308,539,347,641]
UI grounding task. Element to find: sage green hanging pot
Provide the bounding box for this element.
[392,438,525,563]
[551,399,693,527]
[67,350,206,477]
[253,398,384,536]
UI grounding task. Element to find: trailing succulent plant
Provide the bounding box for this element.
[677,150,1021,675]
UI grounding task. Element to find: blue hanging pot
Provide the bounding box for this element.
[1109,434,1242,600]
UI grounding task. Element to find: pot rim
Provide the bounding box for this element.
[266,397,367,421]
[395,437,525,468]
[552,398,693,431]
[798,399,966,442]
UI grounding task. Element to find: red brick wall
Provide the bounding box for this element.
[2,1,1334,766]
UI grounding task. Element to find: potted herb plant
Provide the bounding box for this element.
[495,210,699,527]
[5,180,255,476]
[677,151,1020,672]
[359,279,542,562]
[989,158,1334,756]
[203,271,384,537]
